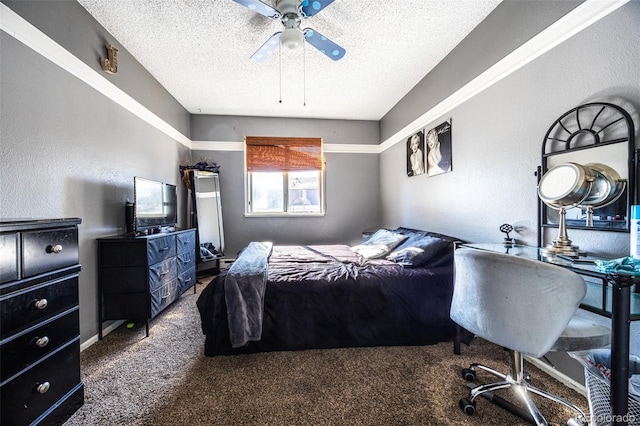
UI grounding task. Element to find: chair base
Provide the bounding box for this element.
[465,382,537,423]
[459,350,588,426]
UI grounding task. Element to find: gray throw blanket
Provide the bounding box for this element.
[224,242,273,348]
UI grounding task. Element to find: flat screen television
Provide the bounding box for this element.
[133,176,178,233]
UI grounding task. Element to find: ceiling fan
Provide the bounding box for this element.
[232,0,346,62]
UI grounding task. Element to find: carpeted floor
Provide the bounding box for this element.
[65,278,588,425]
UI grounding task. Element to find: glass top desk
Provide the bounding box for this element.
[460,243,640,425]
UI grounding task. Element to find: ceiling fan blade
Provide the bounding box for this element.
[304,28,345,61]
[250,32,281,62]
[300,0,335,18]
[232,0,281,19]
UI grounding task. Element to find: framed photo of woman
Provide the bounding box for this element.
[426,120,452,176]
[406,130,425,177]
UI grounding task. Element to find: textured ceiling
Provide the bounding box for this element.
[78,0,502,120]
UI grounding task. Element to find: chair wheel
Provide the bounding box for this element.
[567,418,588,426]
[461,368,476,381]
[459,397,476,415]
[524,371,532,383]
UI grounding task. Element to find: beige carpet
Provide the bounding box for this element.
[65,278,588,425]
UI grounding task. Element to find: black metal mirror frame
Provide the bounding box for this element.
[537,102,637,247]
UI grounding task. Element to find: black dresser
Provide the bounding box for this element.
[97,229,197,338]
[0,218,84,425]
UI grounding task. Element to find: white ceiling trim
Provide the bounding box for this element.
[0,3,191,148]
[191,141,379,154]
[323,144,379,154]
[378,0,630,153]
[2,0,629,156]
[191,141,244,151]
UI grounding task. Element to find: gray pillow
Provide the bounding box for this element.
[351,229,408,259]
[386,235,452,267]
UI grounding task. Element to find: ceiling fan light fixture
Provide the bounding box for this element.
[280,27,304,50]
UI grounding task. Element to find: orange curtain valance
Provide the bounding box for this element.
[245,136,323,172]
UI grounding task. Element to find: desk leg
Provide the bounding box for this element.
[611,283,630,425]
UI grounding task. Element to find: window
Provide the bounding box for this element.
[245,136,324,216]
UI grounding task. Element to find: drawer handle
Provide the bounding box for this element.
[162,292,171,300]
[33,336,50,348]
[159,246,169,251]
[160,270,169,276]
[184,276,192,283]
[47,244,63,254]
[34,382,51,394]
[31,298,48,310]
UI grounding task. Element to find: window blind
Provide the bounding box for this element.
[245,136,323,172]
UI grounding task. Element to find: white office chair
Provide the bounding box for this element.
[450,248,610,426]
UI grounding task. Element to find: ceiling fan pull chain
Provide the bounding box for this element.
[279,42,283,104]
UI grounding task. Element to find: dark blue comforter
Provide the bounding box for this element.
[197,244,457,356]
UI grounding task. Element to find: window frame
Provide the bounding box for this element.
[244,137,325,217]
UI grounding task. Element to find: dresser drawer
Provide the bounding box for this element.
[150,279,178,318]
[22,227,79,278]
[148,257,177,292]
[177,252,195,275]
[1,308,79,382]
[100,266,148,294]
[0,275,78,338]
[102,292,150,319]
[1,339,81,426]
[148,235,176,265]
[0,233,19,284]
[176,231,196,255]
[99,241,148,267]
[178,267,196,294]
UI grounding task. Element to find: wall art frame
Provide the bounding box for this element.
[406,130,426,177]
[426,120,452,177]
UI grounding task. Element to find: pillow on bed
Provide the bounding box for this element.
[392,230,430,251]
[351,244,394,259]
[386,235,452,267]
[351,229,408,259]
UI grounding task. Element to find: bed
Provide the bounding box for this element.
[196,227,463,356]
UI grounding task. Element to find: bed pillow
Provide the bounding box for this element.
[351,229,408,259]
[392,230,430,251]
[386,235,452,267]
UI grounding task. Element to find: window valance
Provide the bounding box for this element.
[245,136,323,172]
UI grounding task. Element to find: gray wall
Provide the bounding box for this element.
[191,115,380,256]
[1,1,191,343]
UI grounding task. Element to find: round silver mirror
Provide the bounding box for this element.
[580,163,625,208]
[537,162,595,258]
[579,162,626,227]
[538,162,594,208]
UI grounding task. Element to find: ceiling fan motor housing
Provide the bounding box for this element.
[278,0,303,49]
[277,0,303,19]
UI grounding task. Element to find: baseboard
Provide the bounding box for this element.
[80,320,126,352]
[525,355,587,397]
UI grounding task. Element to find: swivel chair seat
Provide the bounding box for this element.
[450,248,610,426]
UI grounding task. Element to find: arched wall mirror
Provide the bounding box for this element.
[537,102,637,248]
